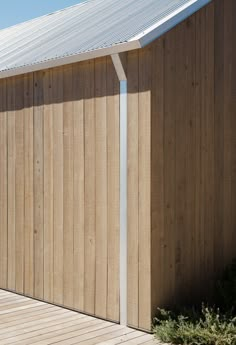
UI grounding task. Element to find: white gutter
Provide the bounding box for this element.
[111,53,127,326]
[0,41,140,79]
[130,0,211,47]
[0,0,211,80]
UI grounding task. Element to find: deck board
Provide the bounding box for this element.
[0,290,158,344]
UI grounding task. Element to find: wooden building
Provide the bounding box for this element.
[0,0,235,332]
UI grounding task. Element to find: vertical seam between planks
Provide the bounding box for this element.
[42,74,45,300]
[106,56,109,321]
[5,81,9,287]
[137,50,140,328]
[23,80,25,295]
[52,71,54,303]
[93,59,96,315]
[33,72,35,297]
[83,66,86,313]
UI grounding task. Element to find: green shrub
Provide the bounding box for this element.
[153,259,236,344]
[153,306,236,345]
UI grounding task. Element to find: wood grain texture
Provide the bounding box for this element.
[53,68,64,306]
[149,0,236,326]
[0,58,120,322]
[84,60,96,315]
[63,66,74,308]
[127,0,236,330]
[127,50,139,328]
[7,77,16,291]
[33,72,44,300]
[24,74,34,297]
[0,290,156,345]
[106,57,120,322]
[138,47,151,330]
[15,77,25,294]
[73,62,85,312]
[43,70,54,302]
[0,0,235,332]
[95,58,108,319]
[0,79,7,289]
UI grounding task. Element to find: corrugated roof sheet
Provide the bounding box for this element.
[0,0,210,77]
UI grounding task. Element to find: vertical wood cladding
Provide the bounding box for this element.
[0,57,120,323]
[0,0,235,333]
[127,0,236,330]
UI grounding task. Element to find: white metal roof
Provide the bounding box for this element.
[0,0,211,78]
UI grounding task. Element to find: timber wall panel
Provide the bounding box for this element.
[0,0,235,332]
[149,0,236,322]
[127,0,236,331]
[0,57,120,323]
[0,79,7,289]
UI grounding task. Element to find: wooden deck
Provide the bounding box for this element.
[0,290,159,344]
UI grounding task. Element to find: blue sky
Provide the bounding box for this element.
[0,0,84,29]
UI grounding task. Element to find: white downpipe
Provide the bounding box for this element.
[111,54,127,326]
[119,80,127,326]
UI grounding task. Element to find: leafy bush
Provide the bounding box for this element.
[153,306,236,345]
[153,259,236,344]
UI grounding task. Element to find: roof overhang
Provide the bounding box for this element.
[0,0,211,79]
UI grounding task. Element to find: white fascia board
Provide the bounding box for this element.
[130,0,212,47]
[0,40,140,79]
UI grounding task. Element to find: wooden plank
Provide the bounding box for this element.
[0,302,44,315]
[53,68,64,305]
[93,330,146,345]
[223,0,233,266]
[173,21,187,304]
[0,309,70,331]
[163,28,176,306]
[138,47,151,330]
[0,315,86,341]
[95,57,108,319]
[75,327,133,345]
[194,8,204,297]
[213,0,225,276]
[6,318,99,345]
[127,50,139,328]
[0,306,56,322]
[150,38,164,313]
[73,62,85,311]
[204,3,215,288]
[33,71,44,299]
[43,70,54,302]
[0,311,76,337]
[106,56,120,322]
[84,60,96,315]
[24,73,34,297]
[230,0,236,259]
[0,305,56,321]
[34,324,117,345]
[7,77,16,291]
[0,79,7,289]
[63,65,74,308]
[3,318,96,345]
[118,334,154,345]
[15,76,25,294]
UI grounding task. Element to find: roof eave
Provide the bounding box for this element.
[0,40,141,79]
[0,0,212,79]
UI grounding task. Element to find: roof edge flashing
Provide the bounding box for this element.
[0,40,140,79]
[131,0,212,48]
